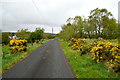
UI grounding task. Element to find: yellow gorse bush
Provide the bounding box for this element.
[70,38,86,50]
[90,41,106,63]
[97,41,105,46]
[68,38,120,73]
[90,40,120,72]
[107,44,120,72]
[10,39,27,53]
[90,46,103,52]
[105,42,112,48]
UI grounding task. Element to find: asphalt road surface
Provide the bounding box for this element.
[3,39,74,78]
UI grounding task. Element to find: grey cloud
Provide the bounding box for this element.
[1,0,119,33]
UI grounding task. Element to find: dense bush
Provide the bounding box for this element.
[68,38,120,73]
[68,38,86,50]
[2,32,11,45]
[68,38,90,55]
[9,39,27,53]
[28,28,44,43]
[107,44,120,72]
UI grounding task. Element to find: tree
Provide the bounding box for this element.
[67,16,84,38]
[59,16,88,40]
[28,32,36,43]
[59,23,77,40]
[35,28,44,40]
[0,29,2,43]
[2,32,11,45]
[16,29,30,40]
[59,8,118,40]
[102,18,118,39]
[28,28,44,43]
[118,23,120,44]
[83,19,95,38]
[88,8,113,38]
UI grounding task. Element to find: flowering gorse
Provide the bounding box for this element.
[68,38,86,50]
[68,38,120,73]
[107,44,120,72]
[10,39,27,53]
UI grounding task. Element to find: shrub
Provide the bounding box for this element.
[69,38,86,50]
[9,39,27,53]
[68,38,120,72]
[90,40,120,73]
[68,38,120,73]
[107,44,120,73]
[90,40,107,63]
[68,38,88,55]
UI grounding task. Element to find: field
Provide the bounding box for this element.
[1,39,50,74]
[59,39,120,78]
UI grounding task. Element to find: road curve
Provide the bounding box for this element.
[3,39,74,78]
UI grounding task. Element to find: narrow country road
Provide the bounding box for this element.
[3,39,74,78]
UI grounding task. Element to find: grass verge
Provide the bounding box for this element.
[2,39,51,74]
[59,40,120,78]
[0,44,2,74]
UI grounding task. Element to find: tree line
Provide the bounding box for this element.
[58,8,118,40]
[2,27,55,45]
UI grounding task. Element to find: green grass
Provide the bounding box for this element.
[0,44,2,56]
[58,39,65,42]
[0,44,2,74]
[59,40,120,78]
[2,39,51,74]
[106,39,118,43]
[2,45,11,55]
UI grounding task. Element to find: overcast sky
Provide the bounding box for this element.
[1,0,120,33]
